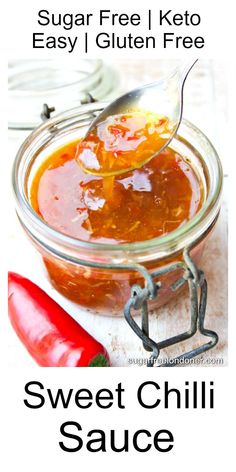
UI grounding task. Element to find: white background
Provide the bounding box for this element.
[2,0,236,470]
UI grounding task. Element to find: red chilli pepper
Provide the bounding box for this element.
[8,272,110,367]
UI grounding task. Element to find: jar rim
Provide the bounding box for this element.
[12,102,223,261]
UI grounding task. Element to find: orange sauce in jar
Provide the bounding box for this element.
[31,147,203,243]
[29,112,204,311]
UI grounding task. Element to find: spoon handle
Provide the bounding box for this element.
[178,59,198,83]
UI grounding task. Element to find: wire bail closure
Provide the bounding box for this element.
[40,94,97,122]
[124,247,218,367]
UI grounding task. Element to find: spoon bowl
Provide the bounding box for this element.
[76,60,198,177]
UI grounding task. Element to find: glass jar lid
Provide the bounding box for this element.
[8,59,120,130]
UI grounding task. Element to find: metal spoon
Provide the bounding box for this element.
[77,59,198,176]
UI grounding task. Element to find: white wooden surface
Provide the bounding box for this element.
[7,59,228,367]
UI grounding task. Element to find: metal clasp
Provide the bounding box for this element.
[124,247,218,367]
[40,94,97,122]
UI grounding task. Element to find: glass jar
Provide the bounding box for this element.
[12,102,223,316]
